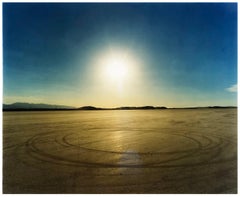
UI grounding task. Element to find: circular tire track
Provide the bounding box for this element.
[23,129,236,168]
[18,129,236,191]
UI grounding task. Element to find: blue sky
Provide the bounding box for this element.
[3,3,237,107]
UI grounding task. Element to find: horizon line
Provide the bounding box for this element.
[2,102,238,111]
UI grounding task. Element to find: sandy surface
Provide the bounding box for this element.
[3,109,237,193]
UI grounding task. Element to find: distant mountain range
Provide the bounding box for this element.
[78,106,167,110]
[3,103,168,111]
[2,102,237,111]
[3,102,76,110]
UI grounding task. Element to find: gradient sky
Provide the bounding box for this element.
[3,3,237,108]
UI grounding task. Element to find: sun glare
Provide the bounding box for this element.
[105,55,128,81]
[94,48,140,92]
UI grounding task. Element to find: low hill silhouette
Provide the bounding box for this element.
[3,102,75,111]
[116,106,167,110]
[78,106,103,110]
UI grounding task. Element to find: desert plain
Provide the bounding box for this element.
[3,108,237,193]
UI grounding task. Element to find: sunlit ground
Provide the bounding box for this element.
[3,109,237,193]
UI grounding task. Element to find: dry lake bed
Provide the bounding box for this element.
[3,108,237,193]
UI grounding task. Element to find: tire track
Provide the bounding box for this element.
[22,129,236,169]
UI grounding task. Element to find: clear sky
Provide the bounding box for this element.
[3,3,237,108]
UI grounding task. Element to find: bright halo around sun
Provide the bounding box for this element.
[104,54,129,81]
[94,48,140,92]
[97,49,138,83]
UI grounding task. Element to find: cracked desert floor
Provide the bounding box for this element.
[3,108,237,193]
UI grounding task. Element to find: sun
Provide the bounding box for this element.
[104,54,128,81]
[95,48,139,90]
